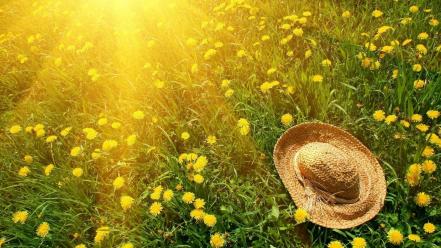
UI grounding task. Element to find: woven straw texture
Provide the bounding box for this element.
[273,122,386,229]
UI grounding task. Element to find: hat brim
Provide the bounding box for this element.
[273,122,386,229]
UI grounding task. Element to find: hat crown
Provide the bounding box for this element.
[296,142,360,202]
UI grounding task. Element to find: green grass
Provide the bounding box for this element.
[0,0,440,247]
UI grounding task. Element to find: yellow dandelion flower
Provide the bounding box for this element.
[373,110,385,121]
[182,192,195,204]
[111,122,121,129]
[422,160,436,174]
[70,146,82,156]
[193,198,205,209]
[416,124,429,133]
[193,174,204,184]
[190,208,205,220]
[427,110,440,119]
[408,234,421,242]
[210,233,225,248]
[294,208,308,223]
[97,117,107,126]
[311,74,323,83]
[387,229,403,245]
[45,135,57,143]
[36,222,50,238]
[44,164,55,176]
[409,5,419,13]
[352,237,366,248]
[12,210,28,224]
[113,176,125,190]
[203,214,217,227]
[163,189,174,202]
[149,202,163,216]
[72,167,83,177]
[422,146,434,157]
[372,10,383,18]
[193,156,208,172]
[342,11,351,18]
[126,134,137,146]
[18,166,30,177]
[132,110,145,120]
[384,115,397,125]
[415,192,431,207]
[423,222,436,234]
[9,125,22,134]
[328,240,344,248]
[400,120,410,128]
[181,132,190,140]
[94,226,110,244]
[281,113,293,126]
[60,127,72,136]
[206,135,217,145]
[121,242,134,248]
[102,139,118,151]
[120,195,134,211]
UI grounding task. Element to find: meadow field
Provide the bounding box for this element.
[0,0,440,247]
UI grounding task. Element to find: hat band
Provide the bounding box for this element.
[292,152,360,205]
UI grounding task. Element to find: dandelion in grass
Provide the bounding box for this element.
[113,176,125,190]
[120,195,134,211]
[193,156,208,172]
[70,146,82,156]
[45,135,57,143]
[182,192,195,204]
[74,244,86,248]
[102,139,118,151]
[352,237,366,248]
[18,166,30,177]
[203,214,217,227]
[237,118,250,135]
[121,242,134,248]
[44,164,54,176]
[9,125,21,134]
[181,132,190,140]
[0,237,5,247]
[126,134,137,146]
[94,226,110,244]
[193,174,204,184]
[72,167,83,177]
[423,222,436,234]
[400,120,410,128]
[97,117,107,126]
[206,135,217,145]
[342,10,351,18]
[387,229,403,245]
[422,146,434,157]
[23,155,32,164]
[194,198,205,209]
[163,189,174,202]
[210,233,225,248]
[422,160,436,174]
[150,185,163,200]
[60,127,72,136]
[294,208,308,223]
[416,124,429,132]
[12,210,28,224]
[327,240,344,248]
[409,5,419,13]
[149,202,163,216]
[111,122,121,129]
[82,128,98,140]
[384,115,397,125]
[36,222,50,238]
[190,209,205,220]
[132,110,145,120]
[281,113,293,126]
[311,74,323,83]
[415,192,431,207]
[372,110,385,121]
[426,110,440,119]
[408,234,421,242]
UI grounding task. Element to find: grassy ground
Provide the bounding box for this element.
[0,0,440,247]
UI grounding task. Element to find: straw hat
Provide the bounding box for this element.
[273,122,386,229]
